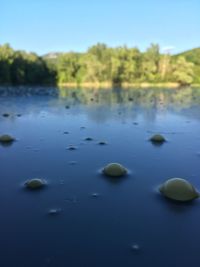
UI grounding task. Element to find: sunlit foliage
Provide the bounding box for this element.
[0,43,198,86]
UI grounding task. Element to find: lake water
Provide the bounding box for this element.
[1,86,200,267]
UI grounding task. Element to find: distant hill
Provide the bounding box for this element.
[42,52,62,70]
[175,48,200,65]
[174,48,200,84]
[43,52,62,59]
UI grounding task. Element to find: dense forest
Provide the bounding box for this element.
[0,43,199,86]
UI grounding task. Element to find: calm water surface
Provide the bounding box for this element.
[1,86,200,267]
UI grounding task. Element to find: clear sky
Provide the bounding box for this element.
[1,0,200,55]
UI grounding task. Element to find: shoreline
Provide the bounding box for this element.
[0,83,199,89]
[58,82,200,89]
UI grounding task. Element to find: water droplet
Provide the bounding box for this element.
[91,193,100,198]
[131,243,141,253]
[85,137,93,141]
[103,163,127,177]
[68,161,77,165]
[48,208,62,215]
[98,141,107,145]
[25,178,47,190]
[67,145,77,150]
[2,113,10,117]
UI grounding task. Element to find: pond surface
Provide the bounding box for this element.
[1,86,200,267]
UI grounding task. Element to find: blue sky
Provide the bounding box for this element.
[1,0,200,55]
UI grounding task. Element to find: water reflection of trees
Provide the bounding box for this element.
[58,87,200,110]
[1,87,200,123]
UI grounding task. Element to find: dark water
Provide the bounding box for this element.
[1,86,200,267]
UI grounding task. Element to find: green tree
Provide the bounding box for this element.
[172,57,194,85]
[141,44,160,82]
[0,43,14,84]
[57,53,82,83]
[113,47,141,83]
[0,42,198,86]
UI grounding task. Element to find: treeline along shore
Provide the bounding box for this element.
[0,43,200,87]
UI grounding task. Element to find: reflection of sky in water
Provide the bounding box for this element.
[1,86,200,267]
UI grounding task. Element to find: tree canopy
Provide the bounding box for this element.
[0,44,56,85]
[0,43,198,86]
